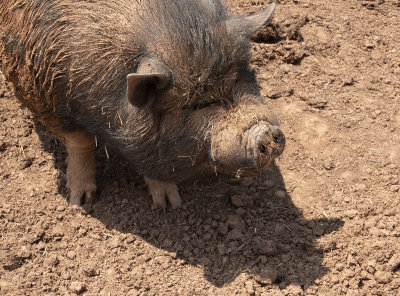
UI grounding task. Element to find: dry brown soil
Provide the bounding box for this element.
[1,0,400,295]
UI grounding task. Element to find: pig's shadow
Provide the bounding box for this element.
[36,122,343,290]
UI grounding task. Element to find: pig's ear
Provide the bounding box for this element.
[226,2,275,38]
[126,73,170,108]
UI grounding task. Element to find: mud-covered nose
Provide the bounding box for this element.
[258,126,285,156]
[210,122,285,173]
[271,127,285,145]
[249,124,285,160]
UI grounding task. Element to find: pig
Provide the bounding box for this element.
[0,0,285,209]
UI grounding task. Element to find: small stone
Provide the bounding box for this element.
[83,267,98,277]
[331,275,339,284]
[284,284,303,295]
[263,180,275,188]
[231,195,254,207]
[203,233,212,241]
[390,185,400,192]
[77,228,87,237]
[383,209,395,216]
[109,236,121,248]
[347,254,357,266]
[323,159,335,170]
[265,88,294,99]
[226,215,244,229]
[56,205,66,212]
[260,241,278,256]
[43,255,59,268]
[364,39,374,49]
[69,281,86,294]
[217,243,226,255]
[199,257,211,266]
[62,271,71,280]
[388,253,400,272]
[344,209,358,218]
[236,208,246,216]
[227,228,244,241]
[374,271,392,284]
[217,223,228,235]
[390,279,400,289]
[336,263,345,271]
[275,190,286,198]
[67,251,76,260]
[245,280,255,295]
[389,177,399,185]
[255,267,279,285]
[353,183,366,191]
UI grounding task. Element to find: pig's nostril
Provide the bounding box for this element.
[273,132,285,144]
[259,143,268,155]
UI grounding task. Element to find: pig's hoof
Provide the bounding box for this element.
[144,177,181,209]
[68,183,97,207]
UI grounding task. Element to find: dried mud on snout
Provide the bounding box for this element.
[1,0,400,295]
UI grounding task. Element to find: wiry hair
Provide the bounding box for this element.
[135,0,251,110]
[1,0,278,182]
[1,0,252,115]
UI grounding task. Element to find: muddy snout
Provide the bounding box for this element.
[248,124,285,162]
[210,122,285,175]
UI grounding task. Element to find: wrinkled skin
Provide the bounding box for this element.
[0,0,285,209]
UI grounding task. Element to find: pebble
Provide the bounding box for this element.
[374,271,392,284]
[67,251,76,260]
[263,179,275,188]
[284,284,303,295]
[255,267,279,285]
[83,267,98,277]
[388,253,400,272]
[347,254,357,266]
[330,275,339,284]
[227,228,244,241]
[389,177,399,185]
[275,190,286,198]
[260,241,278,256]
[69,281,86,294]
[62,271,71,280]
[336,263,345,271]
[109,236,121,248]
[56,205,66,212]
[43,255,59,268]
[231,194,253,207]
[226,215,244,229]
[344,209,358,219]
[217,223,228,235]
[245,280,255,295]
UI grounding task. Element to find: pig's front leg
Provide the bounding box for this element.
[63,129,97,208]
[144,176,181,209]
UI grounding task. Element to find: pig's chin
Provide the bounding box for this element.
[206,155,275,180]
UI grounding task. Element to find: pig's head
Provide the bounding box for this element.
[123,2,284,181]
[208,96,285,178]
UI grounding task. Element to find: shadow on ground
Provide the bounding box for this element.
[36,121,343,290]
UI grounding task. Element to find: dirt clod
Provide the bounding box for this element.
[69,281,86,294]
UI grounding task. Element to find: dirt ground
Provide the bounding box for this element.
[1,0,400,295]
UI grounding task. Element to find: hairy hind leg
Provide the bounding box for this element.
[62,129,97,207]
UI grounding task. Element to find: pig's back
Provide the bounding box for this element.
[0,0,143,126]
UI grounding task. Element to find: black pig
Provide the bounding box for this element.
[0,0,285,209]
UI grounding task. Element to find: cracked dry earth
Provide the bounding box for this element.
[1,0,400,295]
